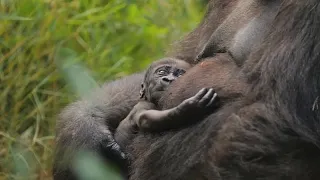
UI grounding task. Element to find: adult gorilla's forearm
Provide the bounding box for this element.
[53,73,144,180]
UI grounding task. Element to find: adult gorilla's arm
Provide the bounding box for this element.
[53,73,144,180]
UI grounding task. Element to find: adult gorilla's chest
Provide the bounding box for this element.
[158,54,248,110]
[195,0,280,65]
[158,0,282,110]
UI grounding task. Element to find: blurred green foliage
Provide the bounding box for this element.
[0,0,204,179]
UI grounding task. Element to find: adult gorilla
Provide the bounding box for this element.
[54,0,320,179]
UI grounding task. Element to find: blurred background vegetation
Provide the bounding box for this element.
[0,0,205,179]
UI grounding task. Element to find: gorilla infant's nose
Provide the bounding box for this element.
[162,76,175,84]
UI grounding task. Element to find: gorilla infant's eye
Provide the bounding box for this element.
[177,69,186,77]
[157,70,167,76]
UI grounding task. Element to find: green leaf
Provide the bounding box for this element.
[0,13,32,21]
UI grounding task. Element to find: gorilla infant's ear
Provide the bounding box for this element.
[139,83,146,99]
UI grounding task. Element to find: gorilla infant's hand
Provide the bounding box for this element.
[177,88,218,112]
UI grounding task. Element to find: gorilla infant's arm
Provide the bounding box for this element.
[115,88,217,147]
[115,58,218,147]
[136,88,217,131]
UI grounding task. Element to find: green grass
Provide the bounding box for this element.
[0,0,204,179]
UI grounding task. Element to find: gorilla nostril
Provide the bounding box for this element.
[162,77,173,83]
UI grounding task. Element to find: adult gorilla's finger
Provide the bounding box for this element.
[100,137,129,176]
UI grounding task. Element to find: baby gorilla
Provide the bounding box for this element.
[115,58,218,148]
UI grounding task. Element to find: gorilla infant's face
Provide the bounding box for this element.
[144,59,191,103]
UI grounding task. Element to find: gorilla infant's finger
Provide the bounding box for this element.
[206,92,218,107]
[198,88,215,106]
[192,88,208,101]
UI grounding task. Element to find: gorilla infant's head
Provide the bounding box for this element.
[141,58,192,104]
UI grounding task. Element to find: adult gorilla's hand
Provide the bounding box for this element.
[100,135,128,175]
[53,73,144,180]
